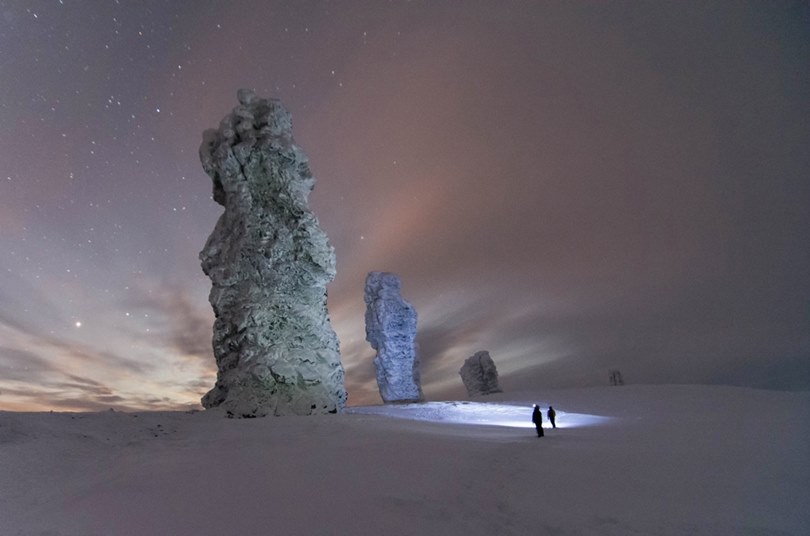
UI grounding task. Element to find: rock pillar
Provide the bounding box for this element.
[199,89,347,417]
[364,272,423,403]
[459,350,502,396]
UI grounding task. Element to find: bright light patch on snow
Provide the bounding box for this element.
[347,401,610,429]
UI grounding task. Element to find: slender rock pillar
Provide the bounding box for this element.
[364,272,423,403]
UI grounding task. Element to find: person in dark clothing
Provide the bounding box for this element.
[531,404,544,437]
[547,406,557,428]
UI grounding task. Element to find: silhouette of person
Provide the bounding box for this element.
[547,406,556,428]
[531,404,544,437]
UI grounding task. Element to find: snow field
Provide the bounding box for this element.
[1,385,808,535]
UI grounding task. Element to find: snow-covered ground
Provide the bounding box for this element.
[1,385,807,535]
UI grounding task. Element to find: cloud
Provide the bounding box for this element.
[0,284,208,411]
[0,347,157,412]
[122,282,214,366]
[0,384,195,412]
[0,346,58,382]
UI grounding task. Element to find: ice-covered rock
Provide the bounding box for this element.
[459,351,502,396]
[364,272,423,403]
[198,89,347,417]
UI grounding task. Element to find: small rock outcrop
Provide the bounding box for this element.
[198,89,347,417]
[459,350,502,396]
[364,272,423,403]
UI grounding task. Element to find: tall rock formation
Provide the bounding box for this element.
[459,350,502,396]
[364,272,423,403]
[198,89,347,417]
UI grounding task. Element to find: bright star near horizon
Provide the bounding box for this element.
[74,321,82,328]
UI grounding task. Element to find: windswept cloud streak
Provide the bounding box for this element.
[0,278,211,411]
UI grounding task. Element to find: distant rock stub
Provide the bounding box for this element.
[459,350,502,396]
[199,89,347,417]
[364,272,423,403]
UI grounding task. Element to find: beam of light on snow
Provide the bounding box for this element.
[347,401,611,429]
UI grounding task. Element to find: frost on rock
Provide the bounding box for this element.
[459,351,503,396]
[198,89,347,417]
[364,272,423,403]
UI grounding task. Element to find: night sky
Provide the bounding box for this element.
[1,1,808,411]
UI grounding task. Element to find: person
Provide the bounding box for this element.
[531,404,544,437]
[547,406,556,428]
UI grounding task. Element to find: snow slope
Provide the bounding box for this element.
[1,385,808,535]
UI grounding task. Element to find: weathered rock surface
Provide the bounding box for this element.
[198,89,347,417]
[459,351,502,396]
[364,272,423,403]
